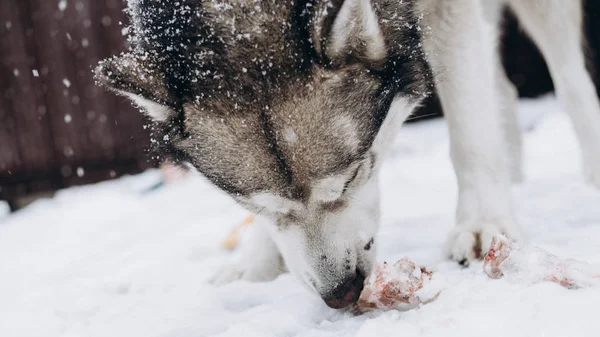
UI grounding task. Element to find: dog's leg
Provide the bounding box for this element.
[482,0,524,183]
[507,0,600,188]
[209,216,286,284]
[420,0,521,264]
[496,57,524,183]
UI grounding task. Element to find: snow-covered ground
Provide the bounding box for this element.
[1,96,600,337]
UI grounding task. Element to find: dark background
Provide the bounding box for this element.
[1,0,599,208]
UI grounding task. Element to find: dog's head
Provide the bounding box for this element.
[95,0,431,308]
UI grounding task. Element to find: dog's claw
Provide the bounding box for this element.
[446,222,522,265]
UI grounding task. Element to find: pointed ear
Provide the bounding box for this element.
[94,53,174,122]
[326,0,387,63]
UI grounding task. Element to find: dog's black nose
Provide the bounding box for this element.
[322,271,365,309]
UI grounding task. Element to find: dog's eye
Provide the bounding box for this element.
[342,153,375,194]
[342,165,361,194]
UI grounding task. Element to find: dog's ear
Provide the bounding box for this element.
[323,0,387,64]
[94,53,174,122]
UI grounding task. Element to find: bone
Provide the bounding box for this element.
[354,257,442,313]
[483,235,600,289]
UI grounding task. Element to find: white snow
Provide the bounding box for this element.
[0,201,8,216]
[58,0,68,12]
[1,96,600,337]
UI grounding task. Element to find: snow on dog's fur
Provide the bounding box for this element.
[95,0,600,309]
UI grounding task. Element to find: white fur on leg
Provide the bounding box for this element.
[482,0,524,184]
[507,0,600,189]
[493,49,524,184]
[209,216,286,285]
[419,0,521,263]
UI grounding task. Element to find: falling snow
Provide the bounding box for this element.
[58,0,68,12]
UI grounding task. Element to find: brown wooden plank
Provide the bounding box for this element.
[0,0,58,185]
[0,0,22,175]
[28,0,94,176]
[54,0,117,167]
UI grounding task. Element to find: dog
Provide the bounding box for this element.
[95,0,600,309]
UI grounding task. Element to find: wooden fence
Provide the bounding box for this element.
[0,0,155,206]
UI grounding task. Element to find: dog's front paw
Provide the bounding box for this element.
[209,259,285,285]
[209,218,286,285]
[446,221,522,266]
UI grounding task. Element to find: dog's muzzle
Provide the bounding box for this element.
[322,270,366,309]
